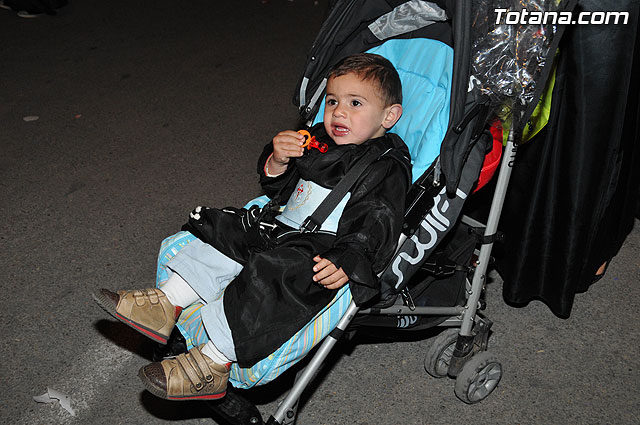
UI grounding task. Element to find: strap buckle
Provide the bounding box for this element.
[300,216,320,233]
[468,226,504,244]
[400,288,416,311]
[421,258,458,277]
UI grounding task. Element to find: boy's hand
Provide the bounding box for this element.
[268,130,306,175]
[312,256,349,290]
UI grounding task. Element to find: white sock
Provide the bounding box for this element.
[161,272,202,308]
[201,340,233,365]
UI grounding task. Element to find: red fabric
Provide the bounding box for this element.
[473,121,503,193]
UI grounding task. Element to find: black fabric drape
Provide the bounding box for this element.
[493,0,640,318]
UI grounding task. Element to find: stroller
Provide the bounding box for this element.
[153,1,574,423]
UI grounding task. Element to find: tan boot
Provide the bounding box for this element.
[93,288,181,344]
[138,344,230,401]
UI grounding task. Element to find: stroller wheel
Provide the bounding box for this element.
[454,351,502,404]
[424,328,459,378]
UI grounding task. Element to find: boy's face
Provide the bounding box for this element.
[323,73,401,145]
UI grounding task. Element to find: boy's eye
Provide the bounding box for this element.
[351,100,362,107]
[327,99,337,106]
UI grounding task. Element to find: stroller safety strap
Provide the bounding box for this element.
[300,146,390,233]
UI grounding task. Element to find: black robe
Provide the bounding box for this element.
[184,124,411,366]
[491,0,640,318]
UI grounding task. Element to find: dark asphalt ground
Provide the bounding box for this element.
[1,1,638,424]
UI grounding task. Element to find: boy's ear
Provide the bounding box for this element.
[382,104,403,129]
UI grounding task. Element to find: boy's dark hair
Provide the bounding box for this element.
[328,53,402,106]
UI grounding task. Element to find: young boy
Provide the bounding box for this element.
[94,53,411,401]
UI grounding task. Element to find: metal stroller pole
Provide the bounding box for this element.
[460,130,517,336]
[268,300,360,425]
